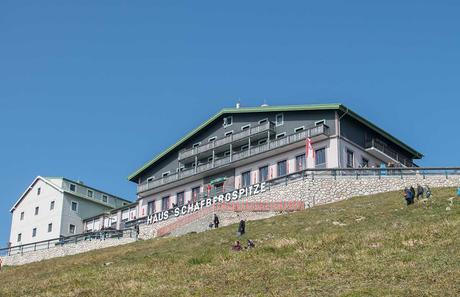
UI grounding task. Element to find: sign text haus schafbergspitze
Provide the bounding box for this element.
[146,182,268,224]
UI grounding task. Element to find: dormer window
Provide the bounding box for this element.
[192,142,201,148]
[258,118,268,125]
[87,190,93,198]
[224,131,233,137]
[223,116,233,127]
[208,136,217,142]
[69,184,76,192]
[162,171,170,178]
[275,113,284,126]
[241,124,251,131]
[315,119,326,126]
[294,126,305,133]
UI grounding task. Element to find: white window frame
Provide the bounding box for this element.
[48,223,53,233]
[71,201,79,212]
[315,119,326,126]
[50,201,55,210]
[258,118,268,125]
[241,144,249,151]
[69,224,76,234]
[223,116,233,127]
[275,132,286,139]
[32,228,37,237]
[208,156,213,162]
[208,136,217,142]
[17,233,22,242]
[224,151,231,157]
[241,124,251,131]
[346,148,354,168]
[162,171,170,178]
[69,183,76,192]
[224,130,234,137]
[314,147,327,166]
[87,189,93,198]
[275,113,284,126]
[37,187,41,196]
[34,206,39,216]
[20,212,24,220]
[147,177,154,182]
[192,142,201,148]
[258,139,267,145]
[294,126,305,133]
[102,195,108,203]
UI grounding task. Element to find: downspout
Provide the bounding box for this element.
[337,107,349,168]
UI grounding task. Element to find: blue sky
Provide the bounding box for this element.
[1,1,459,245]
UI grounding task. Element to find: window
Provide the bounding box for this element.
[346,149,354,168]
[176,192,185,207]
[277,160,287,177]
[241,171,251,187]
[48,223,53,233]
[191,187,200,203]
[362,158,369,168]
[147,177,154,183]
[258,139,267,145]
[294,126,305,133]
[192,142,201,148]
[224,151,231,157]
[87,190,93,198]
[71,201,78,212]
[35,206,39,215]
[224,130,233,137]
[32,228,37,237]
[241,144,249,151]
[296,154,306,171]
[161,196,170,211]
[259,166,269,182]
[20,212,24,220]
[102,195,108,203]
[223,116,233,127]
[162,171,170,178]
[37,187,41,196]
[315,119,326,126]
[208,156,213,162]
[208,136,217,142]
[275,113,284,126]
[69,224,76,234]
[17,233,22,242]
[147,200,155,215]
[69,184,76,192]
[258,118,268,125]
[241,124,251,131]
[276,132,286,139]
[315,148,326,166]
[50,201,55,210]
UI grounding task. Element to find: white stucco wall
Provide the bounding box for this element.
[9,179,64,246]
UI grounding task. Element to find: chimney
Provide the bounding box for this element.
[236,101,241,109]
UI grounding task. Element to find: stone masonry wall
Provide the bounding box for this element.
[1,237,136,266]
[138,174,460,240]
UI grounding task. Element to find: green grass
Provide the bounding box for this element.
[1,188,460,297]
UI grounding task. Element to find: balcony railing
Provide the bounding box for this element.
[178,121,276,161]
[365,138,414,167]
[137,123,330,194]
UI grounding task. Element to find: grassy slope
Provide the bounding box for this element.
[1,188,460,297]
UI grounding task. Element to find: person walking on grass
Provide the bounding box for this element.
[238,219,246,236]
[416,184,424,199]
[213,214,220,229]
[410,186,416,201]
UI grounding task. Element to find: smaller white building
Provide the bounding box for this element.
[9,176,131,246]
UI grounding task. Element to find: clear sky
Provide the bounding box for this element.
[1,1,459,245]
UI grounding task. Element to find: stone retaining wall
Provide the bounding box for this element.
[139,174,459,240]
[1,237,136,266]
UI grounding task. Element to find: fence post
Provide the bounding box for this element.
[312,172,315,181]
[302,171,305,181]
[285,176,288,186]
[34,243,36,251]
[48,241,50,249]
[445,170,448,179]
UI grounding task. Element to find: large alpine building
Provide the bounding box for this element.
[128,103,423,219]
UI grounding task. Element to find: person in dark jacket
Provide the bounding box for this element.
[416,184,424,199]
[213,214,220,229]
[238,219,246,236]
[410,186,416,201]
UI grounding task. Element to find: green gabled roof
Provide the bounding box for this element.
[128,103,423,182]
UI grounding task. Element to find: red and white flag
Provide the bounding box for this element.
[305,137,315,158]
